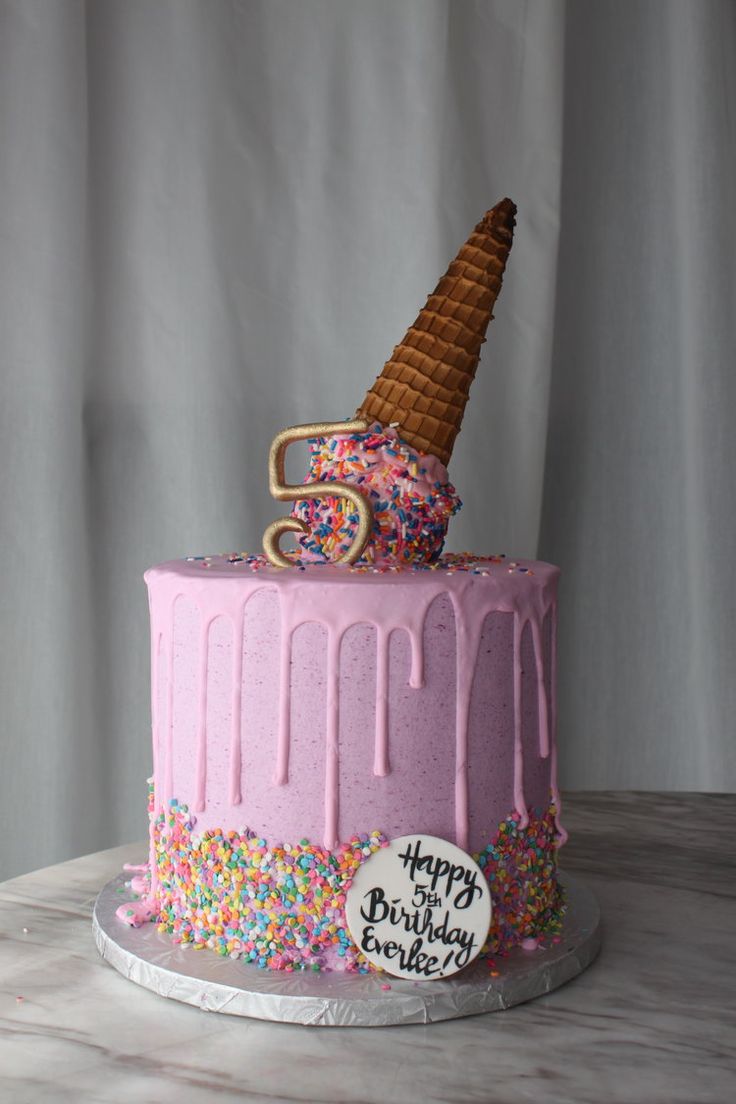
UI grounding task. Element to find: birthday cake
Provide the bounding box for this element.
[118,199,566,974]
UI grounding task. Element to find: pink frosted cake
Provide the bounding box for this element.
[118,199,567,973]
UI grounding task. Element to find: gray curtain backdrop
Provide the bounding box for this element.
[1,0,734,879]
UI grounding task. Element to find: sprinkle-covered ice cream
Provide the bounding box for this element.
[291,423,461,565]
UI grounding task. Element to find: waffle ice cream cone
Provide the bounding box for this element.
[356,198,516,467]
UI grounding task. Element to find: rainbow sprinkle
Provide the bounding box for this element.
[197,551,519,575]
[289,424,461,565]
[152,803,389,972]
[474,806,565,954]
[124,800,565,972]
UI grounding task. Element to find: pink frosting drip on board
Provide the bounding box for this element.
[134,555,562,889]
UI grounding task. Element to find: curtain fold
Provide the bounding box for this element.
[540,0,736,791]
[1,0,733,878]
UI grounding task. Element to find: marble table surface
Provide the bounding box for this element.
[1,792,734,1104]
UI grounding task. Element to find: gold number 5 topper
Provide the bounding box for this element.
[262,420,374,568]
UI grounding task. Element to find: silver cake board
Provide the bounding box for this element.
[93,872,600,1027]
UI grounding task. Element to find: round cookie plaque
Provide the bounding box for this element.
[345,834,492,980]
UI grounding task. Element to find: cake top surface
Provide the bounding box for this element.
[146,551,559,595]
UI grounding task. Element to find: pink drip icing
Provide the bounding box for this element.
[229,607,244,805]
[512,614,529,829]
[408,625,425,689]
[164,600,179,806]
[530,617,550,759]
[450,591,485,851]
[148,628,162,899]
[549,611,568,844]
[373,627,390,777]
[194,618,213,812]
[324,630,343,849]
[275,608,292,785]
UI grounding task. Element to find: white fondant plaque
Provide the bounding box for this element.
[345,834,492,980]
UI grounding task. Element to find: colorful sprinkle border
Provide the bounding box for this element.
[124,801,565,972]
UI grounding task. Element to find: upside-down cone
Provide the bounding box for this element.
[356,198,516,467]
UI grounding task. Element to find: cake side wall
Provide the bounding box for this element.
[146,564,558,855]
